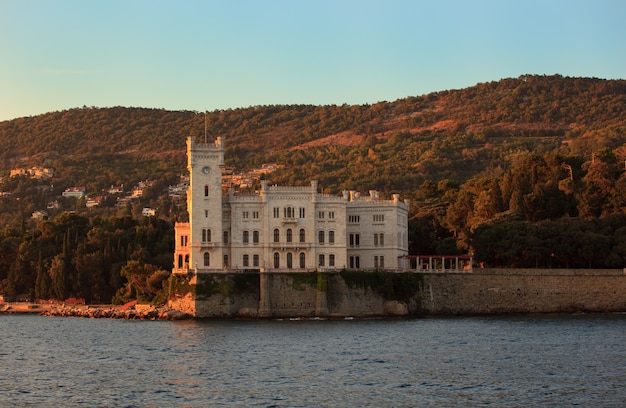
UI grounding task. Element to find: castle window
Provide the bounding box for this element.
[318,231,325,244]
[243,230,249,244]
[373,214,385,222]
[203,252,210,267]
[329,254,335,267]
[299,252,306,268]
[284,207,294,218]
[329,211,335,219]
[286,229,293,243]
[243,211,249,219]
[318,254,325,267]
[374,233,378,247]
[379,233,384,246]
[178,255,183,268]
[273,252,280,268]
[380,256,385,269]
[349,256,360,269]
[287,253,293,269]
[181,235,188,247]
[318,211,324,219]
[299,207,305,218]
[206,230,211,242]
[253,211,259,219]
[204,185,209,197]
[349,233,360,248]
[223,255,228,268]
[299,229,305,243]
[243,254,249,267]
[202,229,207,242]
[273,229,280,243]
[374,256,379,269]
[253,254,259,267]
[273,207,279,218]
[328,230,335,245]
[253,230,259,244]
[223,231,228,244]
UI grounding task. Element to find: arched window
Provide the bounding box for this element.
[202,229,206,242]
[204,185,209,197]
[184,255,189,267]
[329,230,335,245]
[178,255,183,268]
[253,230,259,244]
[243,230,249,244]
[287,252,293,269]
[203,252,210,266]
[286,229,293,243]
[380,233,384,246]
[273,252,280,268]
[253,254,259,267]
[329,254,335,267]
[299,252,306,268]
[243,254,249,267]
[299,229,305,243]
[319,254,325,267]
[273,228,280,243]
[318,230,325,244]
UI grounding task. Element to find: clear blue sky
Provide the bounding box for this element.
[1,0,625,122]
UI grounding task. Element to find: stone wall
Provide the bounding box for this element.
[419,268,626,315]
[168,269,626,318]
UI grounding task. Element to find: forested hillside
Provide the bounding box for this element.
[1,74,625,303]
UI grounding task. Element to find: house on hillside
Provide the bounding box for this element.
[62,187,86,199]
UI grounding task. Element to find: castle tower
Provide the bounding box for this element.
[186,136,225,273]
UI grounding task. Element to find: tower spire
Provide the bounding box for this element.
[204,111,207,144]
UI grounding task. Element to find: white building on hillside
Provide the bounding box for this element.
[173,137,410,274]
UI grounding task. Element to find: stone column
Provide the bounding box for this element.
[315,272,329,317]
[258,270,272,317]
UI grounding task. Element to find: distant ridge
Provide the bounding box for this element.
[0,74,624,194]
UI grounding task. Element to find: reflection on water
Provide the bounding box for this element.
[1,314,625,407]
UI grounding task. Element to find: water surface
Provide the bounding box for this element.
[1,314,625,407]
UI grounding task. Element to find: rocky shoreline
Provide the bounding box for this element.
[1,303,192,320]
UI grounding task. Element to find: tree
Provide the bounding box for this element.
[49,254,68,300]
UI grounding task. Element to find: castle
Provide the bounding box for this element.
[173,136,410,275]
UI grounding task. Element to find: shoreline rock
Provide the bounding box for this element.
[36,305,192,320]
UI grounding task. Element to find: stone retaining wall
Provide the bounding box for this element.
[169,269,626,318]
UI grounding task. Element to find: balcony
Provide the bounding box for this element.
[281,217,298,225]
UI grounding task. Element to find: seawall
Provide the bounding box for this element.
[167,269,626,318]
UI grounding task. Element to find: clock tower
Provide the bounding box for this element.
[187,136,224,272]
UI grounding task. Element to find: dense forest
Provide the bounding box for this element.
[1,74,625,303]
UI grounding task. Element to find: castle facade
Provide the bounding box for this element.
[173,137,410,274]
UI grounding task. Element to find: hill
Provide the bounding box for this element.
[1,75,624,194]
[1,74,626,303]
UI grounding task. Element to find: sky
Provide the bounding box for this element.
[1,0,625,122]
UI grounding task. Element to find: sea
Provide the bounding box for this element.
[1,313,625,407]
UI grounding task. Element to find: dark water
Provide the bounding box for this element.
[1,314,625,407]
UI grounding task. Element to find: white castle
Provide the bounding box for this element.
[173,136,410,274]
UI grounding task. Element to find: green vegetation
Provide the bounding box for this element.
[340,270,423,301]
[168,273,194,299]
[290,272,319,291]
[194,273,260,299]
[1,74,626,303]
